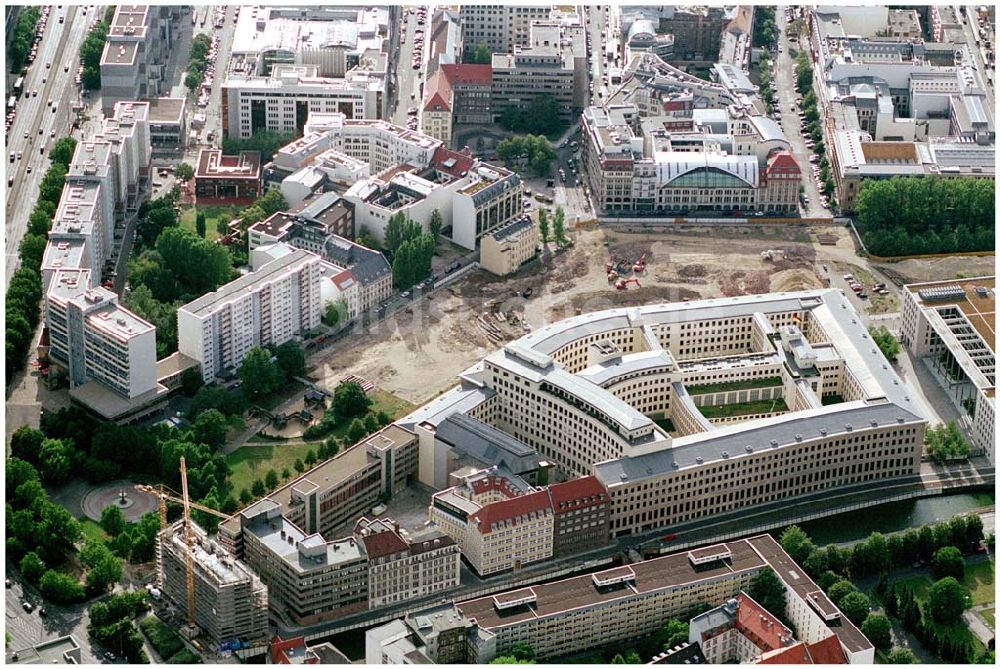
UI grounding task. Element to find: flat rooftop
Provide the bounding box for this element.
[146,97,186,124]
[906,277,996,351]
[196,149,262,180]
[458,538,765,629]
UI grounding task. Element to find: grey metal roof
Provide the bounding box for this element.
[577,350,676,387]
[489,216,534,242]
[436,413,540,473]
[323,235,390,286]
[594,399,923,485]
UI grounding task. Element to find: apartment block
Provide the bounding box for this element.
[194,149,262,204]
[158,520,269,644]
[429,468,553,576]
[900,277,996,464]
[45,270,158,400]
[145,96,187,150]
[44,181,107,290]
[354,517,461,609]
[177,249,323,383]
[547,476,610,557]
[454,535,872,663]
[479,215,538,277]
[459,5,550,55]
[100,6,176,114]
[491,47,577,124]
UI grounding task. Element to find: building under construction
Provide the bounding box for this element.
[159,519,269,646]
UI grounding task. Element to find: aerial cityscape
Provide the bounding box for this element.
[3,3,996,666]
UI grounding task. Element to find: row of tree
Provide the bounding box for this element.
[499,96,566,138]
[185,33,212,91]
[752,6,778,50]
[79,9,114,90]
[855,177,995,257]
[884,577,986,663]
[7,6,41,70]
[924,421,970,462]
[6,137,76,382]
[497,134,557,178]
[88,591,150,664]
[384,212,436,289]
[537,206,569,246]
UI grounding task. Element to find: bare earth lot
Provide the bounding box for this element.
[309,225,993,408]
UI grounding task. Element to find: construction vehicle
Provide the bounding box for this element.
[760,249,784,262]
[632,254,647,273]
[615,278,641,290]
[135,459,231,641]
[607,270,619,282]
[604,254,616,273]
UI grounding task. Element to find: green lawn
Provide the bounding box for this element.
[981,607,995,628]
[964,561,995,606]
[178,204,239,242]
[79,518,109,544]
[226,442,320,494]
[699,398,789,419]
[821,393,845,406]
[139,615,184,661]
[654,418,676,434]
[686,376,783,395]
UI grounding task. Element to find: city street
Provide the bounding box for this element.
[5,4,90,283]
[5,569,102,664]
[390,6,427,129]
[773,17,827,218]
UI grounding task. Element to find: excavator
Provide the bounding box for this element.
[632,254,647,274]
[615,278,641,290]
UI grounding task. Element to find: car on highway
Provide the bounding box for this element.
[22,601,33,613]
[26,166,32,173]
[5,578,11,588]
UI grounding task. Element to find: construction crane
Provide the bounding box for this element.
[135,460,231,638]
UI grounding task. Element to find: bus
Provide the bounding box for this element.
[13,77,24,97]
[7,96,16,111]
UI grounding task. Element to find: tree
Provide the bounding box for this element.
[861,613,892,651]
[39,570,85,604]
[538,208,550,243]
[238,347,283,400]
[281,467,292,481]
[19,552,46,584]
[346,418,368,444]
[38,439,73,486]
[192,408,228,449]
[324,300,349,327]
[195,211,207,238]
[611,654,626,664]
[510,643,535,662]
[827,579,858,606]
[887,647,918,664]
[155,226,232,295]
[274,341,306,382]
[869,326,901,362]
[470,41,492,64]
[180,367,204,397]
[552,207,567,245]
[175,163,195,181]
[748,568,788,624]
[839,591,871,626]
[780,525,816,565]
[81,539,123,595]
[931,546,965,580]
[265,469,279,489]
[928,576,968,623]
[333,381,372,420]
[430,209,444,238]
[662,618,689,650]
[251,479,266,497]
[364,412,380,434]
[10,426,45,464]
[294,459,305,473]
[305,450,317,466]
[100,505,127,537]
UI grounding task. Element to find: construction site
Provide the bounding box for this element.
[310,224,995,408]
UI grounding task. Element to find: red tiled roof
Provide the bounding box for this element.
[736,593,793,653]
[767,151,801,174]
[331,269,356,290]
[757,643,810,664]
[547,476,608,515]
[470,490,551,535]
[440,63,493,86]
[423,69,453,112]
[271,635,309,664]
[804,634,847,664]
[361,529,409,560]
[431,146,475,178]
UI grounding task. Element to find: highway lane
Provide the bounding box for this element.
[5,4,89,283]
[960,5,995,119]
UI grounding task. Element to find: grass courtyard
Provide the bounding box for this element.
[178,205,239,242]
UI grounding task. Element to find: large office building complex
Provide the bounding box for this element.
[99,6,178,114]
[222,6,390,137]
[400,289,926,542]
[900,277,996,464]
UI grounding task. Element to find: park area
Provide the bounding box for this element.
[178,205,239,242]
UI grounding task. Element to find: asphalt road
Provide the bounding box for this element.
[391,5,426,129]
[773,16,828,218]
[960,5,996,115]
[5,4,89,283]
